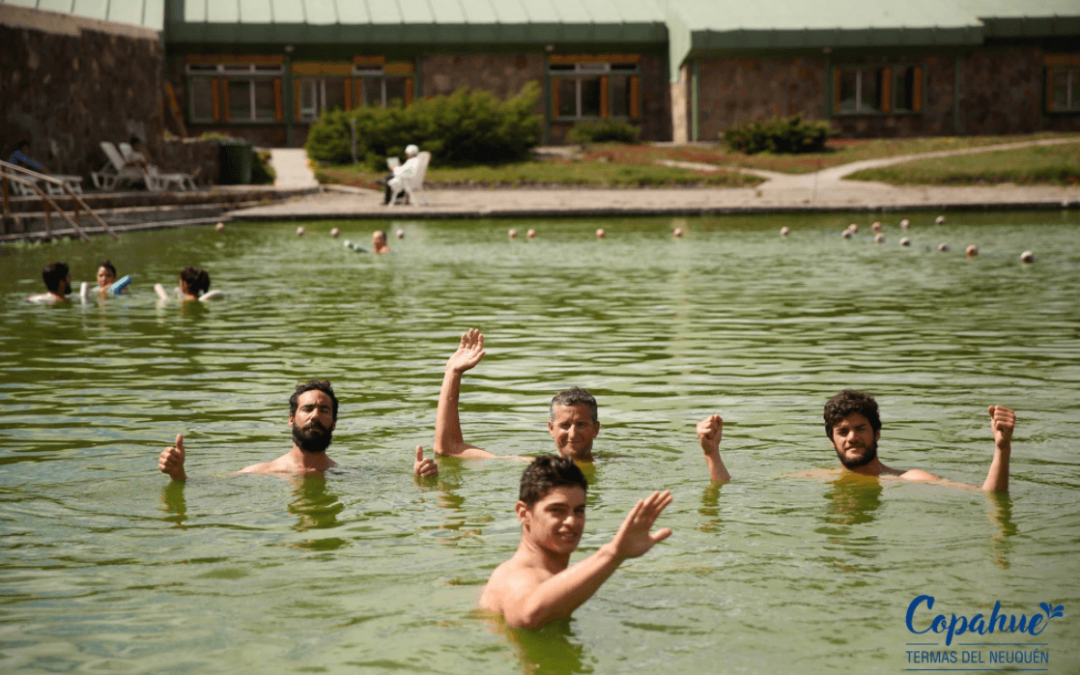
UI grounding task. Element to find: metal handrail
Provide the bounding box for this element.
[0,160,118,241]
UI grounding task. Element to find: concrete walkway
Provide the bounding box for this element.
[232,139,1080,221]
[269,148,319,190]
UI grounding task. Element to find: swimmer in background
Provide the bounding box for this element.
[158,379,437,480]
[478,455,672,629]
[154,266,222,303]
[812,390,1016,492]
[93,260,129,295]
[27,262,71,304]
[372,230,391,255]
[434,329,731,481]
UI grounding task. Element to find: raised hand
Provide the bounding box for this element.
[696,415,723,455]
[446,329,485,374]
[159,433,187,481]
[987,406,1016,447]
[414,445,438,478]
[609,491,673,561]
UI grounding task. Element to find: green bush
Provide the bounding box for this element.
[306,83,542,168]
[566,119,641,145]
[722,114,833,154]
[250,149,276,185]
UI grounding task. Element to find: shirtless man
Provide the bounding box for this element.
[824,390,1016,492]
[27,262,71,304]
[372,230,391,255]
[435,329,732,480]
[478,455,672,629]
[158,380,438,480]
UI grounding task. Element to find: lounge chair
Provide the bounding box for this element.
[118,142,197,192]
[91,142,145,191]
[387,151,431,206]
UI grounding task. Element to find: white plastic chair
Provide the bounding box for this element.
[118,142,196,192]
[91,142,144,190]
[388,151,430,206]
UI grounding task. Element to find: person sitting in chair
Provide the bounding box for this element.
[383,144,420,205]
[8,140,50,173]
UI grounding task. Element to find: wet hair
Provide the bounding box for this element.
[824,390,882,440]
[98,259,117,278]
[549,387,598,424]
[289,380,339,420]
[373,230,387,242]
[179,266,210,297]
[42,262,69,293]
[519,455,588,507]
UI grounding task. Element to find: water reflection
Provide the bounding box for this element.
[986,491,1018,569]
[159,481,187,528]
[288,475,347,551]
[697,482,726,533]
[823,474,883,527]
[495,617,593,675]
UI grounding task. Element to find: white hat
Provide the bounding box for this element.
[405,144,419,156]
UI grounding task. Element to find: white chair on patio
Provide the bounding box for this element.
[387,151,431,206]
[118,142,197,192]
[91,142,145,191]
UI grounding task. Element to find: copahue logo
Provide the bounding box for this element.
[906,595,1065,646]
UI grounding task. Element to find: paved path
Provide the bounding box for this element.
[232,140,1080,221]
[269,149,319,190]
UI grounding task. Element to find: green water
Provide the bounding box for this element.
[1,212,1078,675]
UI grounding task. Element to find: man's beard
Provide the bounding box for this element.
[836,439,878,470]
[292,420,333,454]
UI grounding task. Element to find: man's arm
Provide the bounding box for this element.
[159,433,187,481]
[696,415,731,482]
[501,491,673,630]
[433,329,495,458]
[981,406,1015,493]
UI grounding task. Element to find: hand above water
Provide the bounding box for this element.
[414,445,438,478]
[605,491,673,562]
[159,433,187,481]
[446,329,485,375]
[696,415,723,455]
[987,406,1016,449]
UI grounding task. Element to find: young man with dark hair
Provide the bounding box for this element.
[478,455,672,629]
[434,329,731,480]
[159,380,438,480]
[823,390,1016,492]
[8,140,49,173]
[27,262,71,303]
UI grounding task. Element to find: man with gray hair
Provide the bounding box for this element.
[433,329,731,480]
[383,143,420,205]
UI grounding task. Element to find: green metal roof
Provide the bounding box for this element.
[1,0,164,29]
[954,0,1080,37]
[164,0,668,45]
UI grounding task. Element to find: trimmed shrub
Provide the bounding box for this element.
[566,119,641,145]
[722,114,833,154]
[306,83,542,168]
[251,149,276,185]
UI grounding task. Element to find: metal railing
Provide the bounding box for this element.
[1,160,118,242]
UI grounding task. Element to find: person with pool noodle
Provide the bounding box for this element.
[159,380,438,480]
[478,455,672,629]
[433,329,732,481]
[823,390,1016,492]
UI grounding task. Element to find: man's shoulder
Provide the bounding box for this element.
[481,559,552,612]
[899,468,941,482]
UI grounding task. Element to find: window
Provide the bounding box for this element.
[549,55,641,120]
[296,79,349,122]
[185,58,284,123]
[1047,67,1080,112]
[352,58,415,108]
[834,65,923,115]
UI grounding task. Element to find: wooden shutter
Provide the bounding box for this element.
[833,69,842,113]
[880,68,892,113]
[552,78,560,119]
[600,75,609,118]
[912,66,924,112]
[404,77,414,105]
[221,79,230,122]
[294,80,302,122]
[274,77,283,121]
[210,78,221,122]
[629,75,640,118]
[344,78,353,110]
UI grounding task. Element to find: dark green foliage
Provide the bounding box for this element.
[722,114,834,154]
[250,149,276,185]
[566,119,641,145]
[306,83,542,168]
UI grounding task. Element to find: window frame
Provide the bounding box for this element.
[185,62,284,124]
[1046,66,1080,113]
[831,63,925,117]
[548,57,642,122]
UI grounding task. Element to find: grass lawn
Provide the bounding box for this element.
[845,141,1080,186]
[314,133,1080,189]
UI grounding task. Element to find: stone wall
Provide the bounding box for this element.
[959,47,1042,135]
[422,53,545,102]
[158,138,222,185]
[697,57,827,141]
[0,5,165,181]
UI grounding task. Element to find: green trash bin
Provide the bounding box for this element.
[218,140,253,185]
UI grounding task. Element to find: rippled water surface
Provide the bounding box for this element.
[2,212,1079,674]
